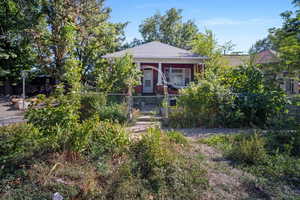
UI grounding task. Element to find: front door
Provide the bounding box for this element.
[143,69,153,93]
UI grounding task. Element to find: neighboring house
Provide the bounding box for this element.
[223,54,250,67]
[103,41,206,95]
[253,49,299,94]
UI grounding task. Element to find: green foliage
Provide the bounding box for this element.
[98,104,127,124]
[89,120,129,156]
[169,65,290,128]
[269,4,300,72]
[222,66,289,127]
[79,93,128,123]
[165,130,188,145]
[73,0,127,81]
[79,92,107,120]
[265,130,300,157]
[0,124,43,171]
[138,8,199,49]
[0,0,39,84]
[203,131,300,188]
[113,128,208,199]
[190,29,235,77]
[96,54,141,93]
[227,133,267,165]
[173,79,239,128]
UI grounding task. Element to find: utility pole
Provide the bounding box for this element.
[21,70,28,109]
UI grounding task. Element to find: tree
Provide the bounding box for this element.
[73,0,127,82]
[190,30,230,76]
[0,0,40,94]
[269,6,300,72]
[121,38,145,50]
[249,38,275,55]
[139,8,199,49]
[31,0,126,83]
[96,54,141,93]
[220,41,236,55]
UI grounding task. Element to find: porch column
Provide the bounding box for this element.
[137,62,142,82]
[157,62,163,85]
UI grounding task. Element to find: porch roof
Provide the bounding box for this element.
[103,41,206,60]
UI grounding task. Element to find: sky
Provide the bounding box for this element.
[105,0,296,53]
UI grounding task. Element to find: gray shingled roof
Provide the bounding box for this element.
[103,41,206,59]
[223,55,250,67]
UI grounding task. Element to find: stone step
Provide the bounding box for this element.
[137,115,162,122]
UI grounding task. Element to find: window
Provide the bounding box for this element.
[164,67,191,87]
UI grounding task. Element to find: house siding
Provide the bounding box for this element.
[134,63,204,95]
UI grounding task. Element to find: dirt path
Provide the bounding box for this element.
[186,139,269,200]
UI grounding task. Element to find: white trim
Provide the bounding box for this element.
[157,62,162,86]
[134,58,204,64]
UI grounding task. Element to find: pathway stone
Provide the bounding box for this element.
[127,113,162,139]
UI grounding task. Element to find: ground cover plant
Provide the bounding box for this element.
[199,130,300,199]
[0,125,208,200]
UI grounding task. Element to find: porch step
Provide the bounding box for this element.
[137,115,162,122]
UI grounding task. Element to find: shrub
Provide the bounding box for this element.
[89,120,130,156]
[227,133,267,165]
[265,129,300,157]
[0,123,45,175]
[99,104,127,124]
[126,128,208,199]
[222,66,289,127]
[25,94,79,130]
[170,66,290,128]
[175,80,238,128]
[79,92,107,120]
[79,93,128,124]
[165,130,188,145]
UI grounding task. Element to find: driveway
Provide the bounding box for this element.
[0,97,25,126]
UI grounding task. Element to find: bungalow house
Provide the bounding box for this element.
[253,49,299,94]
[103,41,206,95]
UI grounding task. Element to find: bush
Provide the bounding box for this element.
[265,130,300,157]
[99,104,127,124]
[165,130,188,145]
[89,120,129,156]
[125,128,208,199]
[169,66,290,128]
[174,80,238,128]
[79,92,107,121]
[0,123,45,175]
[26,94,79,130]
[79,93,128,124]
[227,133,267,165]
[202,131,300,189]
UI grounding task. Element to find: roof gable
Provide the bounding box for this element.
[254,49,280,64]
[103,41,205,59]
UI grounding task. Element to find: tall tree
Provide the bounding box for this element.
[30,0,81,82]
[269,3,300,72]
[31,0,126,83]
[0,0,40,94]
[74,0,127,81]
[139,8,199,49]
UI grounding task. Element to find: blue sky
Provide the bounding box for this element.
[105,0,296,53]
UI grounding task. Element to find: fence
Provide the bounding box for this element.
[81,91,181,120]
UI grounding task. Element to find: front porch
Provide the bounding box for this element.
[134,62,204,95]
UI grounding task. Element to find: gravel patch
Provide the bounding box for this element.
[163,128,255,138]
